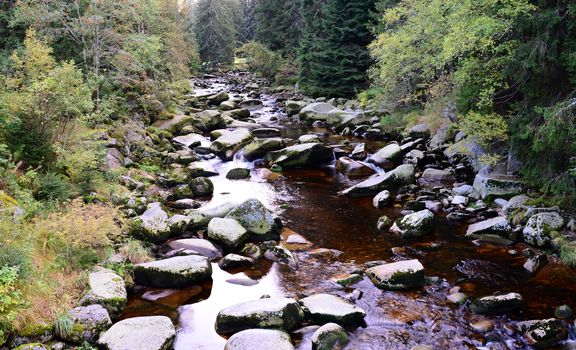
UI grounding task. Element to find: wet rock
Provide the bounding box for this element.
[187,161,219,178]
[216,297,305,334]
[451,195,469,206]
[298,134,321,144]
[219,100,238,111]
[523,254,547,273]
[389,210,435,238]
[167,239,223,261]
[286,100,307,116]
[299,102,339,122]
[311,323,349,350]
[195,110,226,131]
[368,143,403,170]
[465,216,511,239]
[267,143,334,168]
[172,133,204,149]
[239,99,263,110]
[408,123,430,139]
[130,202,171,243]
[224,329,295,350]
[170,198,201,210]
[452,184,475,197]
[554,305,573,320]
[373,190,392,208]
[522,212,564,247]
[420,168,456,184]
[470,319,494,333]
[447,292,468,305]
[219,254,255,269]
[335,157,375,177]
[264,245,298,268]
[133,255,212,288]
[13,344,50,350]
[243,138,285,161]
[226,167,251,179]
[350,143,367,160]
[187,202,237,229]
[208,91,229,105]
[525,318,567,348]
[339,164,415,197]
[241,242,262,259]
[472,173,524,199]
[376,215,393,231]
[469,292,523,315]
[300,294,366,325]
[365,259,426,290]
[80,268,126,319]
[225,199,279,240]
[211,128,254,161]
[332,274,363,287]
[168,184,193,201]
[207,217,249,249]
[251,128,282,138]
[230,108,251,120]
[286,233,309,244]
[97,316,175,350]
[64,305,112,344]
[189,177,214,197]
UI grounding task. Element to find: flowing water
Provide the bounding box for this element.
[122,75,576,350]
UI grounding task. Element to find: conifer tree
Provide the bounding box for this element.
[194,0,237,65]
[255,0,301,56]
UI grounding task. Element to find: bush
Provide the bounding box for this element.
[458,111,509,166]
[0,266,26,345]
[235,41,282,80]
[35,172,71,202]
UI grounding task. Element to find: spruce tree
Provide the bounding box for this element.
[255,0,301,56]
[238,0,257,43]
[299,0,376,97]
[193,0,237,65]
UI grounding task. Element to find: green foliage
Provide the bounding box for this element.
[54,313,73,339]
[235,41,282,79]
[193,0,237,65]
[255,0,301,56]
[35,173,71,202]
[0,266,26,344]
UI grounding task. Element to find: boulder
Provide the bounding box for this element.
[187,202,237,229]
[376,215,393,231]
[525,318,567,348]
[335,157,375,178]
[167,239,223,261]
[267,143,334,168]
[373,190,392,208]
[130,202,171,243]
[503,194,530,214]
[226,167,251,179]
[350,143,367,160]
[225,199,279,240]
[339,164,415,197]
[469,292,523,315]
[243,138,285,161]
[389,210,435,238]
[239,99,263,111]
[263,245,298,268]
[368,143,403,170]
[522,212,564,247]
[251,128,282,138]
[224,329,295,350]
[172,133,204,149]
[215,297,305,334]
[80,268,126,319]
[210,128,254,161]
[407,123,430,139]
[299,294,366,325]
[219,100,238,111]
[106,148,124,170]
[208,91,229,105]
[286,100,307,116]
[97,316,175,350]
[299,102,338,122]
[298,134,321,144]
[189,177,214,197]
[187,162,219,178]
[195,110,226,131]
[207,217,249,249]
[365,259,426,290]
[473,173,524,199]
[420,168,456,184]
[218,254,255,269]
[134,255,212,288]
[64,304,112,344]
[465,216,511,239]
[311,323,349,350]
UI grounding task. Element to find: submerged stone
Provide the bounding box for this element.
[469,292,523,315]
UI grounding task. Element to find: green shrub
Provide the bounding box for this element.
[54,313,73,339]
[35,172,71,202]
[0,266,26,344]
[235,41,282,80]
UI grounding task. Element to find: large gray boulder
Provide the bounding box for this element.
[339,164,415,197]
[389,210,435,238]
[80,267,126,319]
[243,138,285,161]
[224,329,295,350]
[167,239,223,261]
[299,102,339,122]
[469,292,523,315]
[210,128,254,161]
[216,297,305,334]
[522,212,564,247]
[267,143,334,168]
[365,259,425,290]
[172,133,204,149]
[299,294,366,325]
[286,100,307,116]
[225,199,279,240]
[187,202,238,229]
[473,173,525,199]
[130,202,171,243]
[368,143,403,170]
[97,316,175,350]
[64,304,112,344]
[335,157,375,178]
[189,177,214,197]
[187,161,219,178]
[196,110,226,131]
[207,217,249,249]
[311,323,349,350]
[133,255,212,288]
[420,168,456,184]
[465,216,511,239]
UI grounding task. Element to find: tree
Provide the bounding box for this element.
[238,0,257,43]
[255,0,301,56]
[193,0,237,65]
[298,0,376,97]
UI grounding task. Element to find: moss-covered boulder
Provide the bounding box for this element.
[225,199,279,240]
[299,294,366,325]
[215,297,305,334]
[472,173,525,200]
[207,91,229,105]
[80,267,127,319]
[210,128,254,161]
[243,138,285,161]
[63,304,112,344]
[188,177,214,197]
[133,255,212,288]
[218,253,255,269]
[389,210,435,238]
[311,323,349,350]
[167,239,223,261]
[187,202,237,229]
[285,100,307,116]
[522,212,564,247]
[368,143,403,170]
[339,164,415,197]
[365,259,425,290]
[187,161,219,178]
[465,216,511,240]
[226,167,251,179]
[97,316,175,350]
[129,202,171,243]
[266,143,334,168]
[525,318,567,348]
[224,329,295,350]
[469,292,523,315]
[207,217,249,249]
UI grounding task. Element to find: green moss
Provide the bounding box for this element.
[19,323,52,338]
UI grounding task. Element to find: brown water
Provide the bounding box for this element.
[121,76,576,350]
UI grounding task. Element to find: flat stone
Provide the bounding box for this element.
[339,164,415,197]
[65,304,112,344]
[465,216,511,239]
[368,143,403,170]
[219,254,255,269]
[373,190,392,208]
[335,157,375,177]
[97,316,175,350]
[473,173,524,199]
[210,128,254,161]
[420,168,456,184]
[469,292,523,315]
[207,217,249,248]
[167,239,223,261]
[80,268,126,319]
[299,294,366,325]
[134,255,212,288]
[224,329,295,350]
[243,138,285,161]
[365,259,425,290]
[267,143,334,168]
[172,133,204,149]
